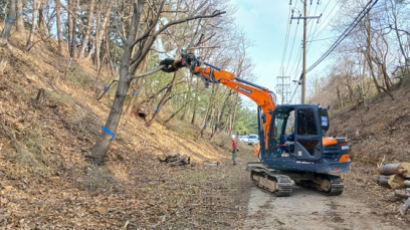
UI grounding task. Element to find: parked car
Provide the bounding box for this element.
[247,134,259,145]
[239,135,248,142]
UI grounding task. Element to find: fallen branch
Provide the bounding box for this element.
[378,163,401,175]
[394,189,410,198]
[377,175,391,188]
[379,162,410,178]
[400,197,410,215]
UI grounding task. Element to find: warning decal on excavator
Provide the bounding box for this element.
[237,86,252,94]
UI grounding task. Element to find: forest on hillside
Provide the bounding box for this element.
[309,0,409,110]
[1,0,259,165]
[1,0,410,229]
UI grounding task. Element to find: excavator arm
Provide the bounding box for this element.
[160,53,277,148]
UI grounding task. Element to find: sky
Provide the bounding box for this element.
[231,0,341,105]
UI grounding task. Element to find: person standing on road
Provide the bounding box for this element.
[232,135,239,165]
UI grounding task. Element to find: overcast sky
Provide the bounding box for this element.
[232,0,341,105]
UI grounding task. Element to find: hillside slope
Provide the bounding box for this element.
[326,84,410,224]
[0,37,249,228]
[328,84,410,163]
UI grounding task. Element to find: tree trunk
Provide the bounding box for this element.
[93,1,112,68]
[364,13,382,94]
[190,80,199,124]
[165,101,189,124]
[1,0,16,43]
[26,0,42,50]
[126,52,150,115]
[90,0,221,164]
[378,163,401,175]
[16,0,24,35]
[400,197,410,215]
[38,4,48,37]
[377,175,391,187]
[78,0,96,58]
[390,0,409,76]
[91,49,133,165]
[86,2,101,60]
[210,90,232,139]
[146,71,178,127]
[91,0,144,165]
[180,77,192,120]
[229,93,239,135]
[69,0,78,58]
[55,0,63,54]
[67,0,73,53]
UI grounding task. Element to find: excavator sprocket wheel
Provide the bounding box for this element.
[250,169,294,197]
[312,175,344,196]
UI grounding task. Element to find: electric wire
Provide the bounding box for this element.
[284,21,301,76]
[310,0,334,39]
[279,7,293,77]
[289,0,380,103]
[305,0,379,74]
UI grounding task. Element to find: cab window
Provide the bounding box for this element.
[297,109,318,135]
[274,113,286,140]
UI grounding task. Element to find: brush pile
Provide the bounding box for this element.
[377,162,410,215]
[158,153,192,167]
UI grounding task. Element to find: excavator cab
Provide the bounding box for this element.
[259,104,350,174]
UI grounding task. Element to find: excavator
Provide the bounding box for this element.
[160,53,351,196]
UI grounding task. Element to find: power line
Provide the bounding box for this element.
[293,0,379,90]
[284,17,301,76]
[279,7,293,76]
[291,0,322,103]
[310,0,335,39]
[307,0,320,40]
[289,0,380,103]
[305,0,379,74]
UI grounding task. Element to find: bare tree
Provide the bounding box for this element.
[55,0,62,54]
[16,0,24,35]
[90,0,225,165]
[26,0,44,51]
[78,0,96,58]
[1,0,16,43]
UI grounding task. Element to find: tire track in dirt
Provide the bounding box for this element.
[243,186,403,230]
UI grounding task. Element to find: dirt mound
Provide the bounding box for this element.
[329,85,410,164]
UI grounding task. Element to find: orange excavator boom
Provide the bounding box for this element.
[176,53,277,148]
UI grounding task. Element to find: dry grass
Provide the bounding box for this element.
[329,84,410,164]
[0,29,253,228]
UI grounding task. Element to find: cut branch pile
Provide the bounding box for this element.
[377,162,410,215]
[158,153,192,167]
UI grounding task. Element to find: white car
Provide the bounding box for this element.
[247,134,259,145]
[239,135,248,142]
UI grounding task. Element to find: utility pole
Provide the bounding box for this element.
[291,0,321,103]
[276,76,290,104]
[302,1,307,104]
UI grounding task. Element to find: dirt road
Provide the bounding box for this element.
[243,185,403,230]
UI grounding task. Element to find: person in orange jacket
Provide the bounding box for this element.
[232,135,239,165]
[253,143,260,156]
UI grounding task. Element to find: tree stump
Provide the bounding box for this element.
[388,174,405,189]
[377,175,391,188]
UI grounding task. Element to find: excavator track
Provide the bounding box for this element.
[300,174,344,196]
[322,175,344,196]
[249,165,294,197]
